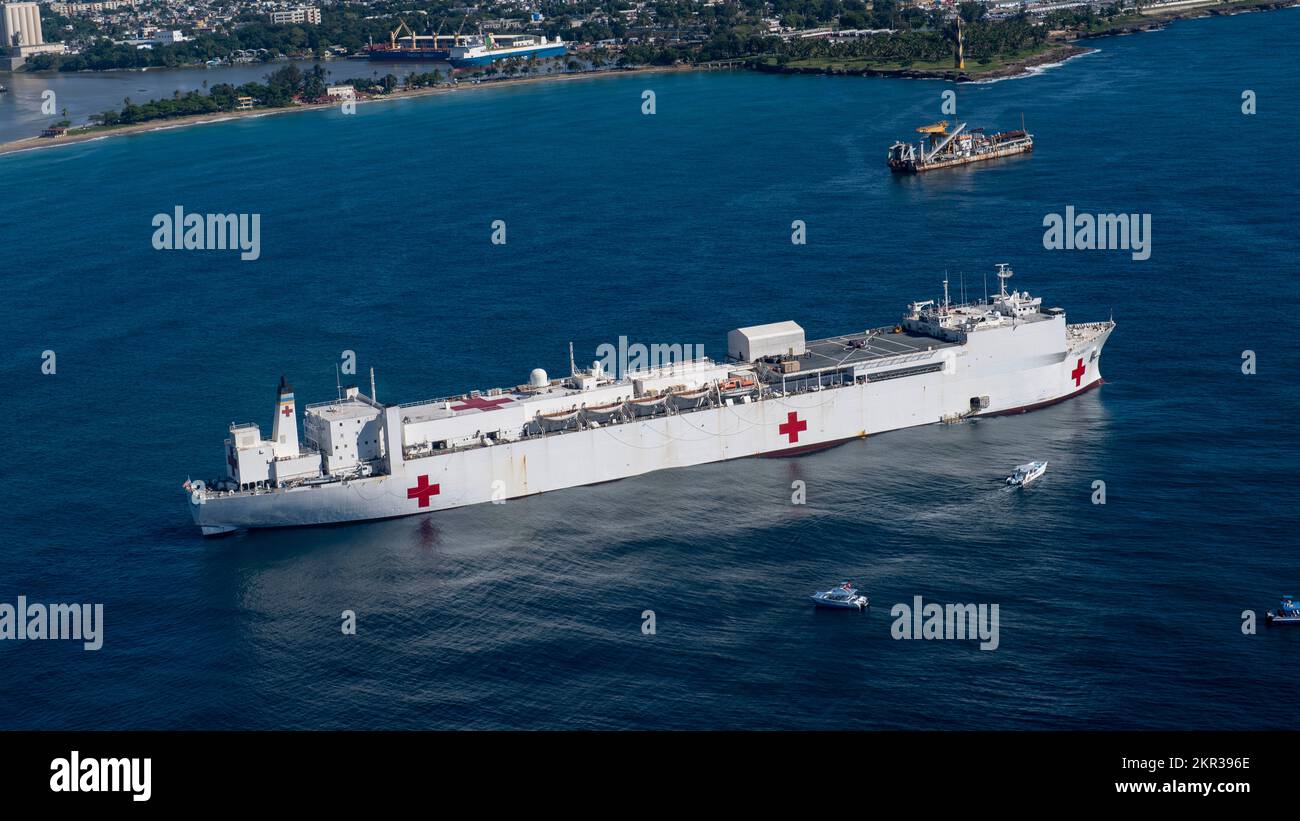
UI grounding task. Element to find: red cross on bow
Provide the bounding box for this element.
[779,411,808,443]
[451,396,514,412]
[1071,358,1086,387]
[281,404,293,417]
[407,475,441,508]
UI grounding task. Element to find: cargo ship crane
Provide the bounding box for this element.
[390,19,417,51]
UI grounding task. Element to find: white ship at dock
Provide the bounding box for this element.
[185,265,1114,536]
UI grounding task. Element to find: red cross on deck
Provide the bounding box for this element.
[451,396,514,412]
[281,404,293,417]
[1071,358,1086,387]
[779,411,808,444]
[407,475,441,508]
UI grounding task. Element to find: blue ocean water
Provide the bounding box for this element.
[2,11,1298,730]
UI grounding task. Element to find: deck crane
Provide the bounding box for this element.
[389,19,417,51]
[918,121,967,162]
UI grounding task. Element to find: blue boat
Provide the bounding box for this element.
[1266,595,1300,625]
[368,47,451,62]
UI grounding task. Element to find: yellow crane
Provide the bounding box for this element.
[390,19,417,51]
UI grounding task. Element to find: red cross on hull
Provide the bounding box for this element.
[778,411,808,443]
[451,396,515,412]
[407,475,441,508]
[1071,358,1086,387]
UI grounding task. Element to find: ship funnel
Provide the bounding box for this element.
[271,374,300,458]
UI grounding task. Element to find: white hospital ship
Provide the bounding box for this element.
[185,265,1114,535]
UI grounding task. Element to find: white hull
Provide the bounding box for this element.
[190,322,1112,533]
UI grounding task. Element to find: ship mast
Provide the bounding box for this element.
[996,263,1013,298]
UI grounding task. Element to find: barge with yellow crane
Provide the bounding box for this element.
[887,120,1033,173]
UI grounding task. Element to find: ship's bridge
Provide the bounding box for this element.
[903,265,1057,342]
[303,386,385,476]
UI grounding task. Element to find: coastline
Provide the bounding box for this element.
[3,1,1295,158]
[0,64,690,159]
[752,42,1090,83]
[751,0,1298,82]
[1075,0,1299,38]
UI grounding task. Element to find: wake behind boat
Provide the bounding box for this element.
[811,582,869,610]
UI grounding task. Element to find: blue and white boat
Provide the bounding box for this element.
[810,582,869,610]
[1266,595,1300,625]
[449,32,566,68]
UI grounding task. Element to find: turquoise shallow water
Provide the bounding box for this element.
[1,11,1298,729]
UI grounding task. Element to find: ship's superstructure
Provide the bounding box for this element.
[888,121,1033,173]
[185,266,1114,535]
[448,32,566,67]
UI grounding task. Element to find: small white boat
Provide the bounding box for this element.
[810,582,869,610]
[1006,460,1048,487]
